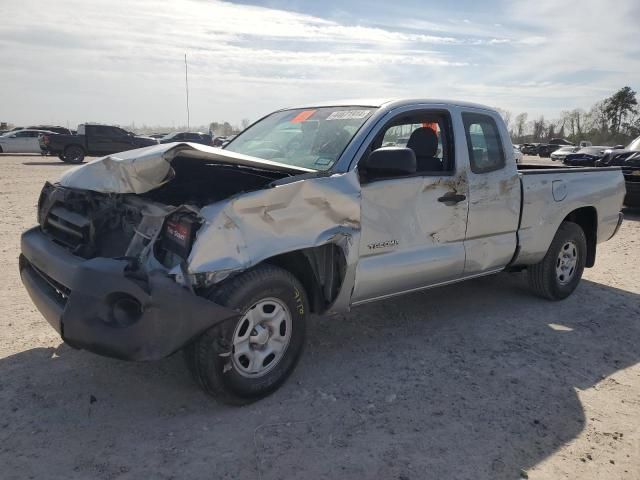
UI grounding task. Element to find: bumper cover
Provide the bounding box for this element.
[19,227,239,361]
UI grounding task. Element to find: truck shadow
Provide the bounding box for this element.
[21,161,71,166]
[1,275,638,479]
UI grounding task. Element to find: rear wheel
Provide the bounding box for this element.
[528,221,587,300]
[62,145,85,164]
[185,264,308,405]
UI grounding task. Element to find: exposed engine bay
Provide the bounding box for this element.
[142,156,288,206]
[38,156,291,274]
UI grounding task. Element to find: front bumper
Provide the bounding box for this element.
[19,227,239,361]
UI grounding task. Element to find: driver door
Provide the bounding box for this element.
[351,109,469,304]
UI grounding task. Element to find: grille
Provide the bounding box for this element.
[43,206,91,250]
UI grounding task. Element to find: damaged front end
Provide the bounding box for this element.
[21,181,241,360]
[19,143,362,361]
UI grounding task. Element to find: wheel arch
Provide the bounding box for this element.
[563,206,597,267]
[64,143,86,153]
[262,243,348,314]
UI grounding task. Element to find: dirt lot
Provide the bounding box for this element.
[1,153,638,480]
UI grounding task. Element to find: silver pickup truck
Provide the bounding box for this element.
[19,99,625,404]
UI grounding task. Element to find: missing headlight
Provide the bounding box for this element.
[158,211,201,261]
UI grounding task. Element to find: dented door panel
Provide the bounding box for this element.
[352,173,468,303]
[458,107,521,274]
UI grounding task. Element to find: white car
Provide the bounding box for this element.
[0,129,53,154]
[550,146,578,161]
[513,145,523,163]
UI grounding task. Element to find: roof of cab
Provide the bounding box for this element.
[284,98,496,112]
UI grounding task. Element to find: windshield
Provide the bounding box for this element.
[627,136,640,151]
[224,107,375,170]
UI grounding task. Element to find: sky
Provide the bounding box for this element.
[0,0,638,128]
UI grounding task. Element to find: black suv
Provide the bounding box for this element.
[159,132,213,146]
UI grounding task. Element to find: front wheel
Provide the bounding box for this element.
[528,221,587,300]
[185,264,308,405]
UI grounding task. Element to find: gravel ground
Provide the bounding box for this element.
[1,153,638,480]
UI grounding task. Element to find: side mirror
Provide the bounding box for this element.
[614,145,624,150]
[362,147,416,179]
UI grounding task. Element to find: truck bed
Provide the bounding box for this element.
[514,165,625,266]
[517,163,622,173]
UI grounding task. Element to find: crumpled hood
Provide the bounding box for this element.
[59,142,314,194]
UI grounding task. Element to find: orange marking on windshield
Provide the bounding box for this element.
[291,110,316,124]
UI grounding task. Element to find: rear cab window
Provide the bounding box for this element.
[462,113,506,173]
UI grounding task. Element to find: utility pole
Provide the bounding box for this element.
[184,53,190,130]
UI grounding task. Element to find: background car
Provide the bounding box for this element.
[0,129,56,153]
[550,145,578,161]
[538,138,574,157]
[596,135,640,167]
[563,146,608,167]
[159,131,213,146]
[41,124,158,163]
[221,134,237,147]
[618,153,640,206]
[595,137,640,206]
[520,143,540,155]
[25,125,72,135]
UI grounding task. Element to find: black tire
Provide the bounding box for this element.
[58,154,66,162]
[63,145,85,164]
[185,264,308,405]
[528,221,587,300]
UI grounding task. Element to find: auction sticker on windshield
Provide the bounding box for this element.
[326,110,371,120]
[290,110,316,123]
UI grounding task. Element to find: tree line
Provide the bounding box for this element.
[6,88,637,145]
[500,86,639,146]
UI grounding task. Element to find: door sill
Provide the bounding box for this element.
[350,268,504,307]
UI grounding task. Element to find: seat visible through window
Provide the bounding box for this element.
[376,115,452,174]
[406,127,443,172]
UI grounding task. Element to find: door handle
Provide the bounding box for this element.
[437,192,466,205]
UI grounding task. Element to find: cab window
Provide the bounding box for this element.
[364,111,454,175]
[462,113,505,173]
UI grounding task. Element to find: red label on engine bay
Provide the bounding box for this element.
[166,221,189,245]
